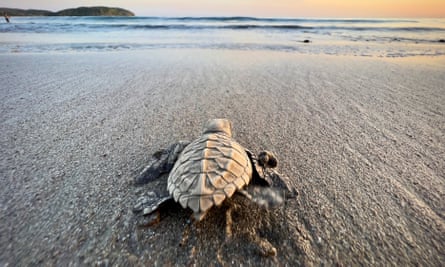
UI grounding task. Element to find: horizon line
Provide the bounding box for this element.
[1,6,444,19]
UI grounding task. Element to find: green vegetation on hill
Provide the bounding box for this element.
[0,6,135,16]
[0,8,52,16]
[55,6,134,16]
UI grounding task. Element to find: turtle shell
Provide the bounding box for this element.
[167,132,252,219]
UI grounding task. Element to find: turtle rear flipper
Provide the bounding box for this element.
[135,141,189,185]
[133,192,173,215]
[133,191,174,226]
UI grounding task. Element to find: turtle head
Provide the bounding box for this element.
[203,119,233,138]
[258,151,278,168]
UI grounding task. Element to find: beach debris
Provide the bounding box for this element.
[303,39,311,43]
[133,118,294,256]
[439,39,445,43]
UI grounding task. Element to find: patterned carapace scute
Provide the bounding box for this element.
[167,132,252,219]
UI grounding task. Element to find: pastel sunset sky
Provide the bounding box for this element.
[2,0,445,17]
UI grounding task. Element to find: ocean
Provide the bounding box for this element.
[1,16,444,56]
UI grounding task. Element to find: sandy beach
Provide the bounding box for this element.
[0,50,444,265]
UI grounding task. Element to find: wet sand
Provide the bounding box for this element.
[0,50,444,266]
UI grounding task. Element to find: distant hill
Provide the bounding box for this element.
[0,8,52,16]
[0,6,135,16]
[54,6,135,16]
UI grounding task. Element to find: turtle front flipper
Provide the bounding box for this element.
[246,150,297,198]
[135,141,189,185]
[238,186,285,208]
[263,168,297,198]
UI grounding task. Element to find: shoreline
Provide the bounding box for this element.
[3,46,445,59]
[1,42,445,58]
[1,50,444,265]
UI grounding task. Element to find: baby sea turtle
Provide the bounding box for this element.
[133,119,294,255]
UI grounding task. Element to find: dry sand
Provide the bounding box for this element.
[0,50,444,266]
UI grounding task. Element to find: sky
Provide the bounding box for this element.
[2,0,445,17]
